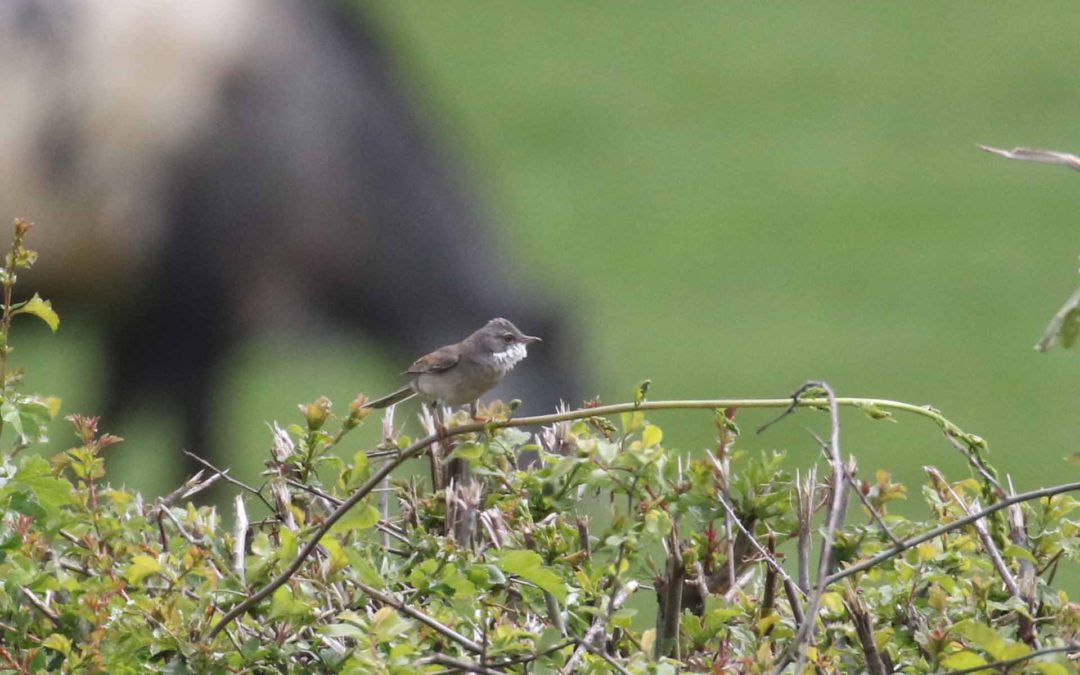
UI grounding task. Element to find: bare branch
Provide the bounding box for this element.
[810,430,901,546]
[233,495,248,586]
[183,450,276,513]
[157,503,200,547]
[826,481,1080,586]
[563,581,637,674]
[655,525,684,660]
[794,467,816,592]
[422,652,504,675]
[979,144,1080,170]
[926,467,1019,597]
[353,579,483,654]
[843,583,888,675]
[787,381,847,675]
[940,432,1004,498]
[1006,474,1040,648]
[583,642,634,675]
[21,588,59,625]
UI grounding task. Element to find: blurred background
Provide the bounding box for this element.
[3,0,1079,544]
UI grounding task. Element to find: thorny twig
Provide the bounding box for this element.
[782,381,847,675]
[794,467,816,592]
[843,583,889,675]
[183,451,276,514]
[926,467,1020,597]
[809,430,901,546]
[562,581,637,674]
[21,588,59,625]
[706,450,803,597]
[353,579,483,654]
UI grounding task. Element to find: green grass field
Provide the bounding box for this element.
[365,2,1080,489]
[12,4,1080,591]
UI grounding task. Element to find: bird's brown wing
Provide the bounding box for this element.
[405,346,459,375]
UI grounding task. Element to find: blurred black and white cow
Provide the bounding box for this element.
[0,0,578,472]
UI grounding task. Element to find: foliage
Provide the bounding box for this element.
[0,220,1078,673]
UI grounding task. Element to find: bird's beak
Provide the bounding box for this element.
[523,335,542,344]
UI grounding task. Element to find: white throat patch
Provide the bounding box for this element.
[492,342,528,374]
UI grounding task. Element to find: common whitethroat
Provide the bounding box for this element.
[364,318,541,417]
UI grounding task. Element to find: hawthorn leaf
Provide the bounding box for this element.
[497,550,567,601]
[18,293,59,332]
[330,503,380,534]
[126,555,163,585]
[371,606,412,643]
[940,651,988,669]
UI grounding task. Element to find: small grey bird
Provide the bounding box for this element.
[365,318,541,416]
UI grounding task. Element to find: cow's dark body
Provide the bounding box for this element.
[0,0,579,473]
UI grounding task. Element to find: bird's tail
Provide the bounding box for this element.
[364,385,416,409]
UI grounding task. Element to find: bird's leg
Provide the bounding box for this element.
[429,402,447,491]
[443,402,477,489]
[470,399,490,423]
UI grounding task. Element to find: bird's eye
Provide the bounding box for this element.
[503,334,515,343]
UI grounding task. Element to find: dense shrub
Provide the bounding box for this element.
[0,221,1077,673]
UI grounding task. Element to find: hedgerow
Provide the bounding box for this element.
[0,219,1077,673]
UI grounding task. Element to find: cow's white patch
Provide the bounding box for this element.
[492,342,528,374]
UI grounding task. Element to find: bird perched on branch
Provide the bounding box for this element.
[365,318,541,418]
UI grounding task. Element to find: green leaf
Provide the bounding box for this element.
[2,402,24,440]
[497,549,543,576]
[611,607,637,629]
[320,536,348,572]
[633,379,651,405]
[496,550,567,601]
[940,651,988,669]
[371,606,413,643]
[1002,544,1036,564]
[322,623,366,639]
[953,620,1009,660]
[41,633,71,656]
[441,567,477,598]
[856,401,894,422]
[240,638,261,661]
[644,509,672,537]
[267,585,311,620]
[349,450,369,484]
[344,549,385,587]
[819,592,846,618]
[8,492,46,520]
[449,442,485,461]
[17,293,59,332]
[642,424,663,448]
[278,527,299,562]
[330,503,381,534]
[12,456,74,510]
[125,555,163,585]
[620,411,645,433]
